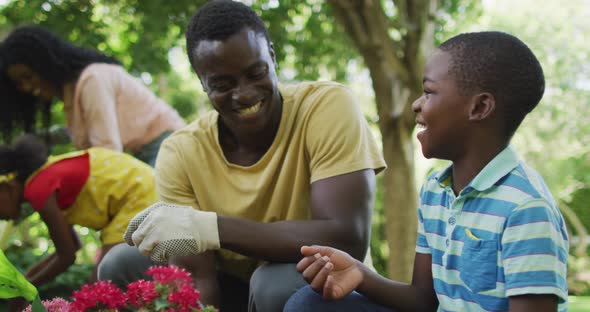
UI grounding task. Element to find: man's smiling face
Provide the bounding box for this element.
[191,27,281,137]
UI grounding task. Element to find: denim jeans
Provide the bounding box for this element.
[283,285,394,312]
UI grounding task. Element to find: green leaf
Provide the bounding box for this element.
[154,297,169,310]
[31,295,48,312]
[0,249,38,301]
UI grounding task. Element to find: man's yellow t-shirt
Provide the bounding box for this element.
[155,81,386,279]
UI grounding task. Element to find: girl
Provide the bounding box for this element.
[0,25,185,166]
[0,134,157,310]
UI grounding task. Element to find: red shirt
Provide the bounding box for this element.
[24,153,90,211]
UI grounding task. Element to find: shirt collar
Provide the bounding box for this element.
[469,145,520,191]
[434,145,520,192]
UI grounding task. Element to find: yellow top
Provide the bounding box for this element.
[155,81,386,279]
[27,148,158,245]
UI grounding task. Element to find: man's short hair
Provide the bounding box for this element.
[439,31,545,138]
[186,0,271,68]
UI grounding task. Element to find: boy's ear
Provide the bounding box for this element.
[468,92,496,121]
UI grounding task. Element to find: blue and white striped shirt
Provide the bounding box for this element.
[416,146,569,312]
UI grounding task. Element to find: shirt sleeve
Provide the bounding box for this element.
[305,85,386,183]
[416,185,431,254]
[501,198,569,303]
[154,137,200,209]
[23,169,61,211]
[78,74,124,151]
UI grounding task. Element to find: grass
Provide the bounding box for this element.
[570,296,590,312]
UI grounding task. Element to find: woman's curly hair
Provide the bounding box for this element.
[0,25,120,141]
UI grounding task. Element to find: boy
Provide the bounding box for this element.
[286,31,569,312]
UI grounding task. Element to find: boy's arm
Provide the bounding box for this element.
[27,193,81,286]
[509,294,558,312]
[299,246,438,312]
[357,253,437,312]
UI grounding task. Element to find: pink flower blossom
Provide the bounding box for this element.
[23,297,70,312]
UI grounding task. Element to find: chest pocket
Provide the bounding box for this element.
[460,237,499,292]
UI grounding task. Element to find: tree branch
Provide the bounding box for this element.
[328,0,410,84]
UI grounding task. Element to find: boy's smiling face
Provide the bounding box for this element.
[413,50,473,160]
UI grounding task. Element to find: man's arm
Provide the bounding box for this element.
[130,168,375,263]
[218,168,375,262]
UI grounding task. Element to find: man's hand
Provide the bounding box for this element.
[124,202,220,263]
[297,245,364,300]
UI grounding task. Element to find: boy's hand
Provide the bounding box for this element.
[297,245,364,300]
[124,202,220,263]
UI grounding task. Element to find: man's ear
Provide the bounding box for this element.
[269,42,278,70]
[468,92,496,121]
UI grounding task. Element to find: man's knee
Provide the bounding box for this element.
[249,263,307,312]
[97,243,152,288]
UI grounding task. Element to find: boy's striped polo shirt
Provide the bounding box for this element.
[416,146,569,312]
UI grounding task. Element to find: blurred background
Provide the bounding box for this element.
[1,0,588,310]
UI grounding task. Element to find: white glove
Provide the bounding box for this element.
[124,202,220,263]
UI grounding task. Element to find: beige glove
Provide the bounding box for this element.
[124,202,220,263]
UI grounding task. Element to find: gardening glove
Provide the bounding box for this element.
[125,202,220,263]
[124,204,157,246]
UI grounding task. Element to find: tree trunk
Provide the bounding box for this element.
[373,71,420,282]
[328,0,435,281]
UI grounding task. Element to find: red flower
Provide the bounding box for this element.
[167,284,202,311]
[28,265,214,311]
[146,265,193,289]
[69,280,126,311]
[126,279,159,307]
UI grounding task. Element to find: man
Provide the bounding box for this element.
[98,1,386,311]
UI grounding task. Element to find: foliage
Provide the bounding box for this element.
[1,0,588,297]
[569,296,590,312]
[0,248,38,301]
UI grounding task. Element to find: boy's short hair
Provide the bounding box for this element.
[185,0,271,68]
[439,31,545,138]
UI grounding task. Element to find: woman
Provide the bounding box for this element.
[0,25,185,166]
